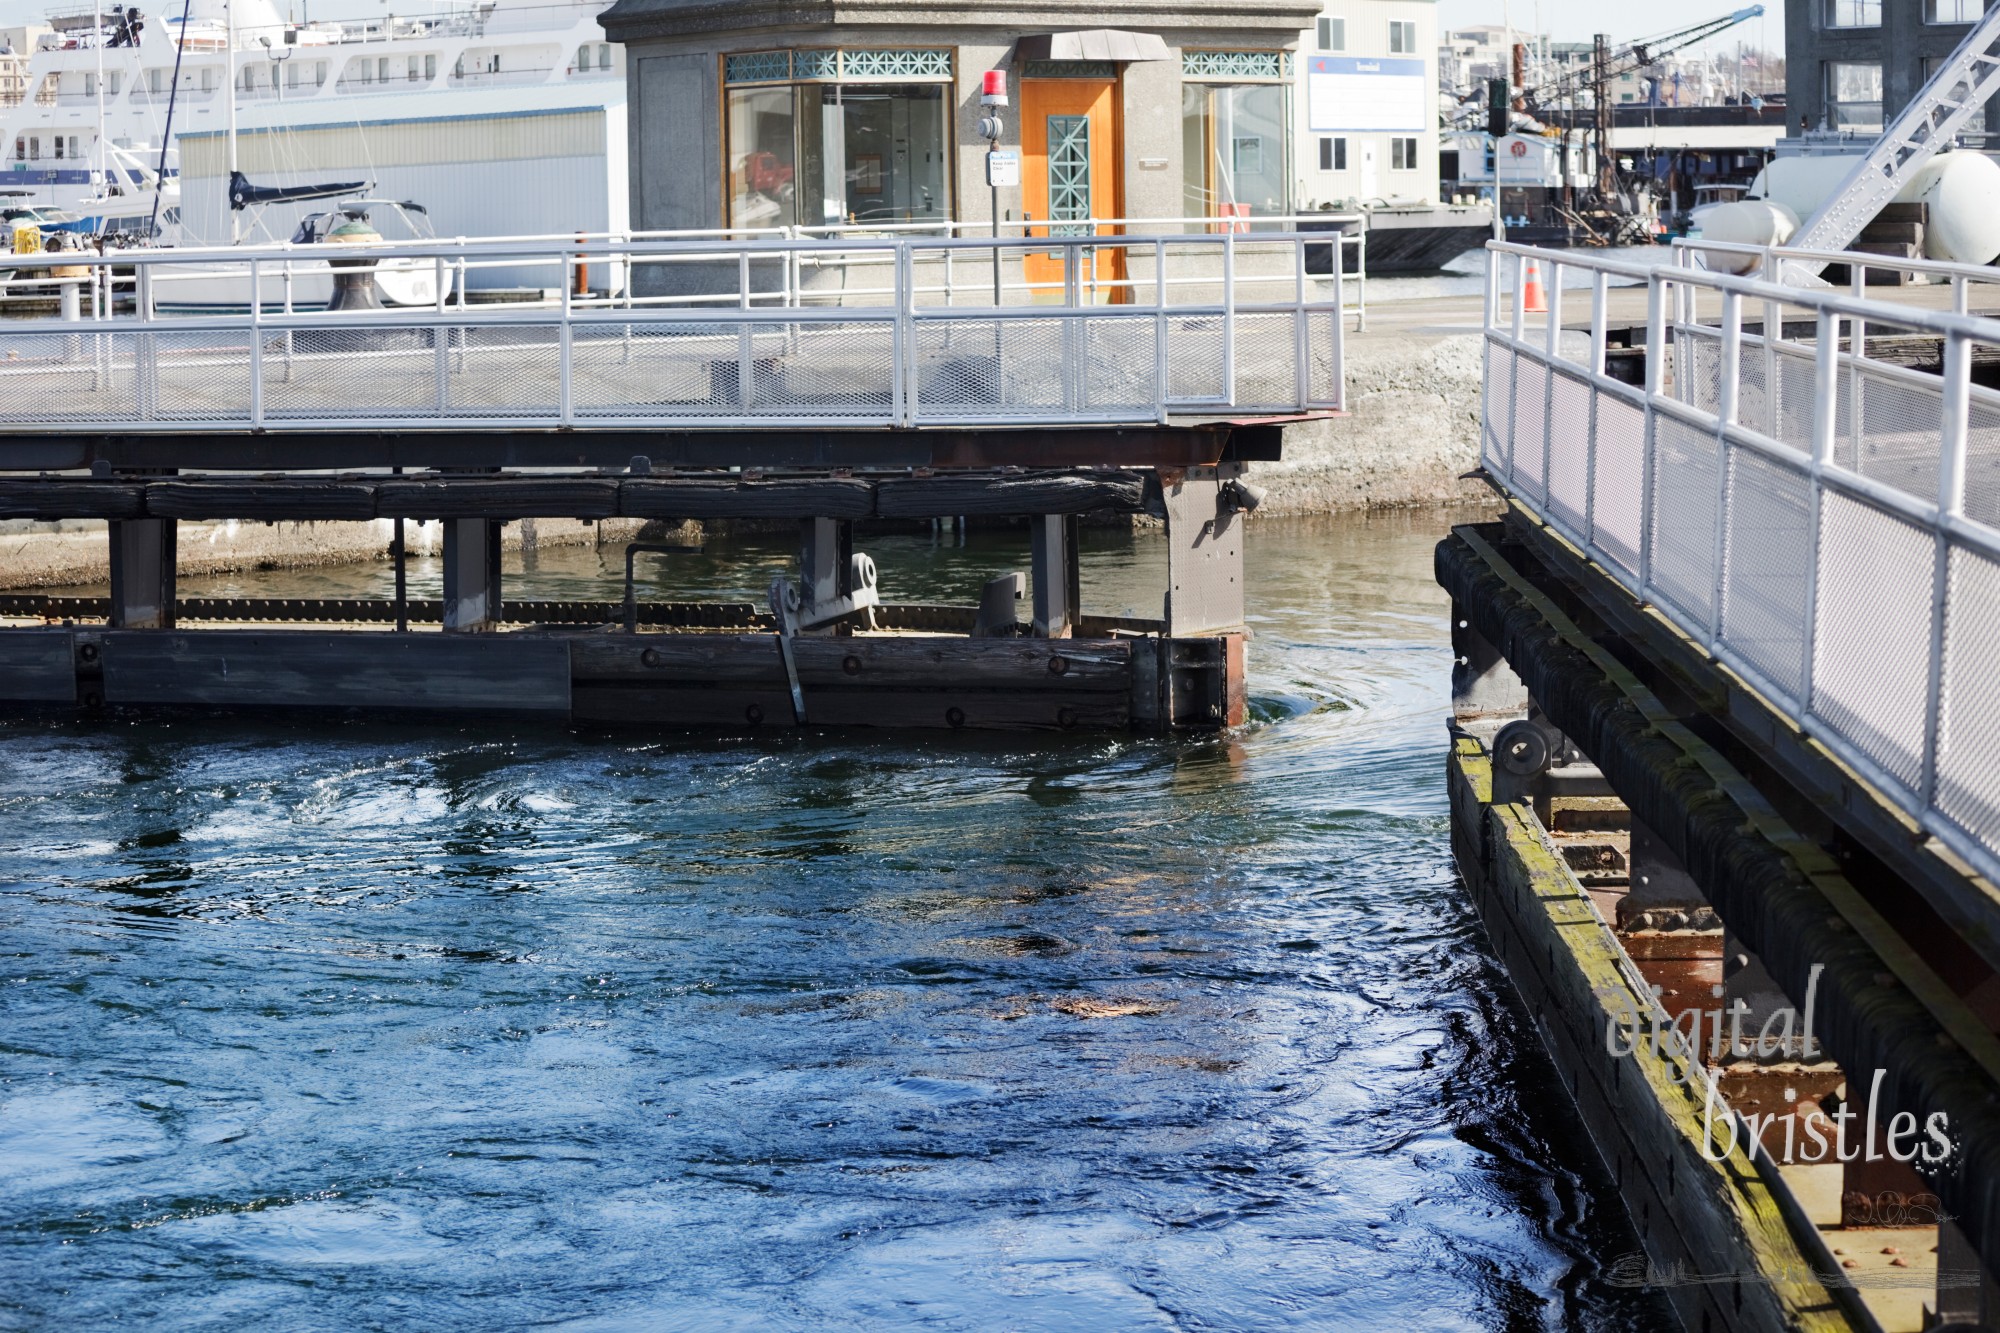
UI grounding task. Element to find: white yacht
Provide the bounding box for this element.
[1,0,626,292]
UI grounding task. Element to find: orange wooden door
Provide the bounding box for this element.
[1020,78,1123,298]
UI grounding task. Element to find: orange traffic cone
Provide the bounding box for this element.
[1522,259,1548,314]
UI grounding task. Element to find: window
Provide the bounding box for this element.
[1926,0,1983,19]
[423,54,435,79]
[1316,16,1345,51]
[599,44,612,70]
[575,44,589,72]
[11,138,22,161]
[1391,136,1418,169]
[726,81,951,227]
[1925,55,1986,131]
[28,135,38,159]
[106,71,119,95]
[1827,61,1883,128]
[1824,0,1881,26]
[51,135,60,158]
[407,55,420,81]
[146,67,162,94]
[1318,135,1347,170]
[316,60,329,85]
[200,67,215,92]
[1182,83,1288,219]
[377,57,390,81]
[1389,21,1418,53]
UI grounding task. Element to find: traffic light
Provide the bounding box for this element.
[1488,78,1510,138]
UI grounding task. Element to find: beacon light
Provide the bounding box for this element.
[981,70,1008,107]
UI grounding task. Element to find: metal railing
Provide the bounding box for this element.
[0,229,1347,432]
[1480,238,2000,890]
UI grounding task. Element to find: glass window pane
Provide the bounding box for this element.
[1183,83,1289,218]
[1926,56,1987,132]
[1827,62,1882,129]
[831,85,948,225]
[1925,0,1980,20]
[727,85,797,227]
[1825,0,1881,26]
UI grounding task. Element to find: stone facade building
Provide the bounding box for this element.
[1784,0,1992,138]
[597,0,1323,237]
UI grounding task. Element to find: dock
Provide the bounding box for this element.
[1444,236,2000,1331]
[0,229,1343,731]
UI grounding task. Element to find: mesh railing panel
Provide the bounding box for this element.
[1675,329,1722,413]
[1591,389,1645,577]
[1812,491,1935,793]
[1736,337,1772,437]
[1646,412,1722,626]
[1482,340,1510,472]
[1720,447,1812,700]
[1167,317,1226,404]
[262,333,449,420]
[1231,312,1304,409]
[1545,367,1592,531]
[1853,366,1944,507]
[0,330,143,421]
[1770,343,1820,454]
[1509,354,1548,503]
[1963,396,2000,528]
[1940,545,2000,848]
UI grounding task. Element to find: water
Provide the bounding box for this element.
[0,512,1675,1331]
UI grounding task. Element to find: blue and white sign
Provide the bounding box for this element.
[1307,56,1427,133]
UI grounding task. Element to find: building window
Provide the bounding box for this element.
[1391,136,1418,169]
[1388,21,1418,54]
[725,81,951,228]
[28,135,38,159]
[147,67,162,94]
[599,44,612,70]
[422,54,434,79]
[1925,55,1987,131]
[1926,0,1983,19]
[11,138,22,161]
[1318,135,1347,170]
[1827,61,1883,128]
[1824,0,1881,27]
[1316,17,1345,51]
[1182,83,1288,219]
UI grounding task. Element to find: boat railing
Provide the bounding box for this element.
[1479,237,2000,889]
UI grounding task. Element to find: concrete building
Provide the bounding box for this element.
[1298,0,1439,207]
[0,26,52,109]
[1784,0,1990,137]
[598,0,1323,239]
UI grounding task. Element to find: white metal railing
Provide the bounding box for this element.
[0,230,1347,432]
[1480,238,2000,890]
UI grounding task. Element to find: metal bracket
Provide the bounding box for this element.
[768,576,808,725]
[796,552,881,631]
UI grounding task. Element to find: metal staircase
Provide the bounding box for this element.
[1782,6,2000,284]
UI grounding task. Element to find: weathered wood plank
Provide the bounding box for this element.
[571,682,1127,730]
[572,684,798,727]
[875,470,1149,518]
[100,630,571,712]
[618,477,875,520]
[377,478,621,519]
[147,479,380,521]
[569,633,1131,691]
[0,479,145,520]
[0,629,77,702]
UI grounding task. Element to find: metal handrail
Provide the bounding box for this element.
[1481,238,2000,890]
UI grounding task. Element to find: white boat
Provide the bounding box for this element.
[1,0,625,293]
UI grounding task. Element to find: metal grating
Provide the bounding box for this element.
[1646,412,1721,625]
[1021,60,1117,79]
[793,49,839,80]
[1939,545,2000,848]
[1720,447,1813,700]
[1509,354,1548,503]
[1545,367,1592,531]
[840,49,952,79]
[1482,341,1510,473]
[1811,491,1936,792]
[1853,366,1945,508]
[1181,50,1289,79]
[723,50,791,83]
[1590,389,1645,576]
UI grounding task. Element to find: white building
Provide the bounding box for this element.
[1298,0,1440,207]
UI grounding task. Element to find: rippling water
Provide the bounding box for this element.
[0,512,1674,1330]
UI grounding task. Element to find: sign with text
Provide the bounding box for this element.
[1307,56,1427,133]
[986,149,1020,188]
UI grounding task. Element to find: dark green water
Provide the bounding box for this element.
[0,512,1673,1330]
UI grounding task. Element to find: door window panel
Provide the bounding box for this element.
[1182,83,1289,220]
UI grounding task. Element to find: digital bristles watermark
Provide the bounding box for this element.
[1602,963,1957,1168]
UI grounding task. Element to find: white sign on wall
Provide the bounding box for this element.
[1307,56,1428,133]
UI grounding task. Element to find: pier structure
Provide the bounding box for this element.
[0,228,1343,730]
[1447,237,2000,1331]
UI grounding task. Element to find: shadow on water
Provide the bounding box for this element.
[0,509,1674,1331]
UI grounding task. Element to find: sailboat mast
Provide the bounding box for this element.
[225,0,238,241]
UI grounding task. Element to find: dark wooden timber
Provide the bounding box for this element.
[0,423,1286,475]
[0,468,1155,523]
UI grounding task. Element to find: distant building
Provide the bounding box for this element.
[599,0,1323,239]
[1298,0,1439,206]
[1784,0,1990,138]
[0,26,52,109]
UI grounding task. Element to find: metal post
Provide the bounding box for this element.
[1154,238,1169,424]
[1584,270,1608,550]
[736,248,753,411]
[1799,308,1840,724]
[1922,329,1972,808]
[1222,232,1237,408]
[1707,290,1743,649]
[1292,235,1309,409]
[1638,273,1667,600]
[559,246,575,424]
[248,258,263,428]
